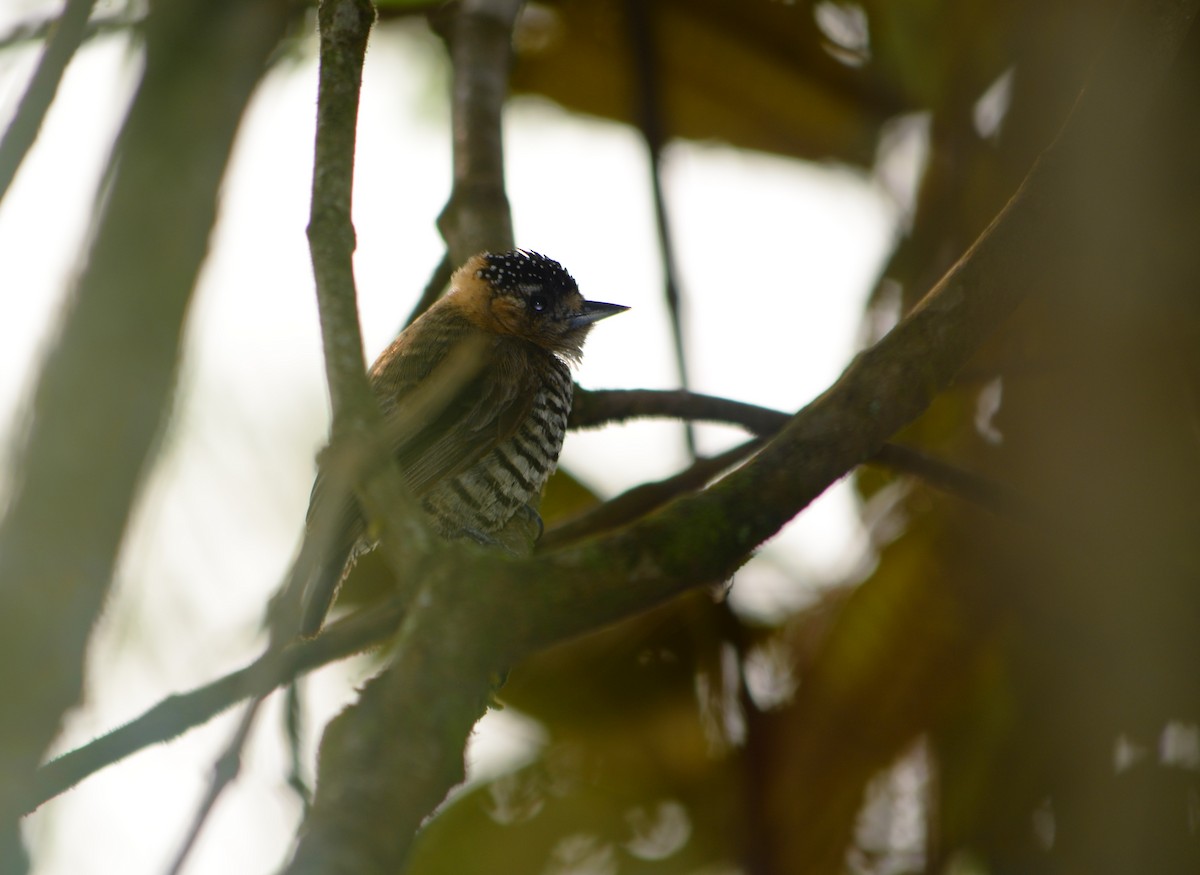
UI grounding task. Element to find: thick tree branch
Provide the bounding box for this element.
[287,562,492,875]
[0,0,290,860]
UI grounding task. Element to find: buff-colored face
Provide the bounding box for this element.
[453,250,627,360]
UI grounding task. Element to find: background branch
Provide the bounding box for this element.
[0,0,97,205]
[433,0,523,263]
[573,387,1034,518]
[0,0,290,866]
[0,7,136,51]
[403,250,453,326]
[622,0,697,458]
[27,600,407,816]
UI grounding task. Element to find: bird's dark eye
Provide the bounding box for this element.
[530,294,549,313]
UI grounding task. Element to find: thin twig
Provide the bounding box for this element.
[540,438,765,550]
[623,0,696,458]
[0,9,136,52]
[27,599,407,815]
[0,0,97,205]
[572,387,1033,518]
[164,698,266,875]
[572,386,790,434]
[307,0,380,431]
[284,682,312,811]
[869,443,1035,518]
[305,0,433,559]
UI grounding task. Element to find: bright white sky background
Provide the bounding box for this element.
[0,4,914,872]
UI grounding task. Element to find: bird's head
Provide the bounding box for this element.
[452,250,627,361]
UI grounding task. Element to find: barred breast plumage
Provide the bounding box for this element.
[420,355,572,537]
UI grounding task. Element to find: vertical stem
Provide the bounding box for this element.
[435,0,523,265]
[624,0,697,457]
[303,0,432,564]
[306,0,377,433]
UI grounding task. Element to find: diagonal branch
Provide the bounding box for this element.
[0,0,97,205]
[540,438,765,550]
[0,0,291,854]
[572,387,1034,518]
[403,250,453,326]
[26,601,407,816]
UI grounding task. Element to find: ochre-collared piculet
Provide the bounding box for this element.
[298,250,627,636]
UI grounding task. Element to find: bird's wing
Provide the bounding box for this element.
[297,307,541,635]
[383,329,539,496]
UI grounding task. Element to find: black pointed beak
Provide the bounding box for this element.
[569,300,629,330]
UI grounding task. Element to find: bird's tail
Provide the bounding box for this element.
[262,502,360,642]
[297,539,356,637]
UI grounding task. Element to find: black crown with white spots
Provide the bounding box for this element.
[477,250,578,298]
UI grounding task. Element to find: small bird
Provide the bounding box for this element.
[297,250,627,636]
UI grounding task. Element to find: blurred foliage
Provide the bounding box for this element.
[391,1,1200,874]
